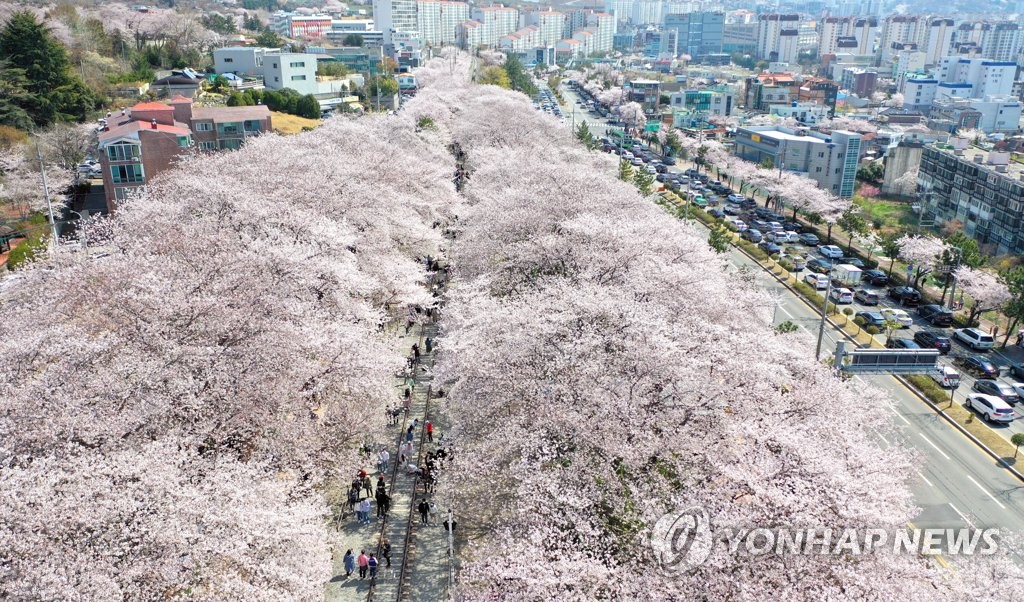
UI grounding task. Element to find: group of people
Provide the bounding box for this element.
[343,544,391,580]
[348,472,391,524]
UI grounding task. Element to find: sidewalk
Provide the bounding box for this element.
[324,264,452,602]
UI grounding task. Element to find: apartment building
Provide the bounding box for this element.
[733,126,863,197]
[466,6,519,47]
[669,89,733,117]
[924,18,955,66]
[96,99,271,211]
[770,101,831,125]
[981,22,1024,62]
[270,11,333,39]
[524,8,566,47]
[756,14,800,61]
[373,0,419,46]
[919,143,1024,255]
[744,72,800,111]
[213,47,275,77]
[416,0,469,45]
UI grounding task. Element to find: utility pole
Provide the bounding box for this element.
[815,269,835,361]
[33,134,60,248]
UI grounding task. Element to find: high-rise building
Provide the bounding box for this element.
[819,16,853,56]
[981,22,1024,62]
[416,0,469,46]
[878,15,925,65]
[524,8,567,48]
[923,18,954,66]
[467,6,519,47]
[756,14,800,61]
[604,0,632,24]
[373,0,419,46]
[663,12,724,60]
[629,0,661,26]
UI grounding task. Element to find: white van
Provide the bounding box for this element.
[931,366,961,389]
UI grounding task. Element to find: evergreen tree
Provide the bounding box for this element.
[617,158,634,182]
[574,121,597,150]
[296,94,321,119]
[632,166,655,196]
[0,11,98,126]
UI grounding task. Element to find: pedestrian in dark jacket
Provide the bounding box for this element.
[381,538,392,567]
[418,499,430,524]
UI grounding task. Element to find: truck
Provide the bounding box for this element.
[831,264,863,287]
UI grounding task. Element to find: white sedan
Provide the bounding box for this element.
[881,308,913,328]
[818,244,845,259]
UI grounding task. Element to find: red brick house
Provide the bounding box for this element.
[97,98,273,211]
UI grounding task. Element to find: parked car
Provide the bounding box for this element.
[888,286,922,307]
[818,244,844,259]
[829,287,854,304]
[806,258,833,274]
[953,327,995,351]
[954,355,1000,379]
[663,156,676,165]
[966,393,1015,423]
[707,207,725,218]
[918,304,954,327]
[780,231,801,243]
[931,365,961,389]
[727,193,746,203]
[861,268,889,285]
[765,230,789,243]
[723,204,742,216]
[914,330,952,354]
[798,233,820,246]
[839,257,865,268]
[758,240,782,254]
[856,311,886,328]
[973,379,1022,405]
[854,289,880,305]
[886,338,921,349]
[804,273,829,290]
[655,164,668,173]
[741,229,763,243]
[881,308,914,328]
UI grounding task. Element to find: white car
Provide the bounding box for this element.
[1012,382,1024,398]
[782,231,801,243]
[829,287,854,304]
[931,366,961,389]
[967,393,1015,423]
[818,244,844,259]
[804,273,829,290]
[881,308,913,328]
[953,327,995,351]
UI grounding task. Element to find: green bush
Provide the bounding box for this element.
[737,240,768,261]
[777,259,794,272]
[7,236,45,270]
[953,314,975,328]
[906,375,951,405]
[792,281,826,306]
[865,325,881,335]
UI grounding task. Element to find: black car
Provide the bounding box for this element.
[886,338,921,349]
[782,221,804,233]
[861,269,889,286]
[684,168,700,177]
[806,258,833,274]
[663,156,677,166]
[972,379,1022,405]
[741,229,763,243]
[758,240,782,254]
[708,208,726,218]
[655,164,668,173]
[918,304,954,327]
[856,311,886,328]
[839,257,866,268]
[914,330,952,354]
[888,286,922,306]
[798,233,820,246]
[955,355,1000,379]
[854,289,880,305]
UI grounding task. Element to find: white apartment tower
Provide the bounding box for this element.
[981,22,1024,62]
[468,6,519,47]
[878,15,924,65]
[524,8,567,47]
[416,0,470,45]
[924,18,954,66]
[757,14,800,60]
[374,0,419,45]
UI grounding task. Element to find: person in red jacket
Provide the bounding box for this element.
[426,420,434,442]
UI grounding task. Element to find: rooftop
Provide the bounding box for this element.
[932,142,1024,181]
[191,105,272,123]
[99,118,192,143]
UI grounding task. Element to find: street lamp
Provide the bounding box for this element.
[32,133,60,248]
[68,209,89,252]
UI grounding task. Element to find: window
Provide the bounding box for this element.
[111,164,144,184]
[815,166,822,172]
[218,122,242,136]
[289,61,305,68]
[274,76,280,82]
[219,139,242,151]
[113,186,143,202]
[818,151,824,158]
[244,120,262,132]
[223,57,234,63]
[272,62,278,68]
[198,141,217,150]
[291,75,307,81]
[106,142,141,162]
[195,122,213,132]
[177,135,191,148]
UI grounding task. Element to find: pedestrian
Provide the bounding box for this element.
[443,516,457,534]
[426,420,434,442]
[404,394,412,415]
[368,554,379,579]
[344,549,356,578]
[376,491,388,518]
[428,499,438,524]
[359,498,372,525]
[381,538,392,568]
[1017,328,1024,346]
[378,449,390,473]
[406,425,414,443]
[357,550,369,579]
[347,484,360,511]
[379,492,391,517]
[377,474,386,492]
[418,499,430,524]
[412,343,420,361]
[425,337,433,353]
[405,319,413,334]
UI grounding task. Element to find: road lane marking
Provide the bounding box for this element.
[965,475,1006,509]
[919,433,951,460]
[915,470,934,487]
[874,429,891,446]
[948,503,975,527]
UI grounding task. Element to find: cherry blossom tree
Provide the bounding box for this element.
[617,101,645,130]
[406,62,1024,600]
[954,266,1012,326]
[899,234,946,286]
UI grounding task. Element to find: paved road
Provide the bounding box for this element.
[721,240,1024,535]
